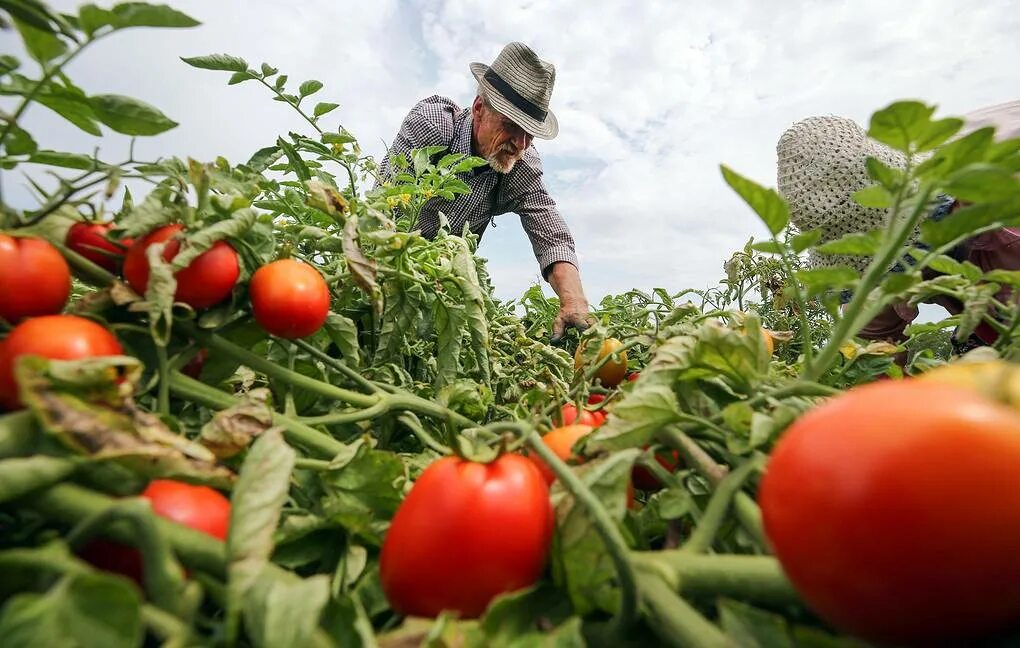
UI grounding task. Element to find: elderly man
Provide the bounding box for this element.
[777,100,1020,352]
[378,42,590,342]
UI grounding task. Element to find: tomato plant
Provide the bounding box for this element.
[123,224,239,309]
[0,315,123,410]
[249,259,331,338]
[759,379,1020,645]
[631,448,681,491]
[0,234,71,324]
[379,454,553,618]
[66,222,129,273]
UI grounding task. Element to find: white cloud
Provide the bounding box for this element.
[6,0,1020,306]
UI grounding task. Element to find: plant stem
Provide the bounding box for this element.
[660,426,729,485]
[167,370,344,458]
[395,412,452,455]
[25,482,226,578]
[682,456,765,554]
[0,410,38,457]
[517,423,639,636]
[636,570,730,648]
[156,344,170,416]
[299,399,389,425]
[631,552,799,607]
[291,338,377,393]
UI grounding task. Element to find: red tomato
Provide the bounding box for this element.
[181,348,209,380]
[529,423,595,486]
[558,403,597,427]
[626,372,640,382]
[66,222,128,273]
[123,224,239,309]
[631,447,681,491]
[590,410,607,427]
[80,479,230,584]
[759,380,1020,645]
[587,393,606,405]
[0,234,71,324]
[249,259,330,338]
[380,454,553,618]
[0,315,123,410]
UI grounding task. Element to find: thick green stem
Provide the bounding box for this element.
[181,325,379,410]
[24,483,226,578]
[636,570,730,648]
[682,456,765,554]
[519,424,639,635]
[395,412,452,455]
[167,370,344,458]
[632,552,799,607]
[660,426,728,486]
[300,399,389,426]
[156,344,170,416]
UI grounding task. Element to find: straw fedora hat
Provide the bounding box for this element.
[470,42,559,140]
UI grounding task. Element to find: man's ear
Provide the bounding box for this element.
[471,95,483,118]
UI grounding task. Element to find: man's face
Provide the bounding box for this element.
[472,96,533,174]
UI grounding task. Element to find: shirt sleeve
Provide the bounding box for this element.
[504,150,579,278]
[377,96,458,185]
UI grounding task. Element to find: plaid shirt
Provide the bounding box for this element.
[378,95,579,276]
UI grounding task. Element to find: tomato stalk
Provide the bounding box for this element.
[630,552,799,607]
[496,422,640,637]
[155,343,171,416]
[167,370,345,458]
[65,498,193,616]
[635,570,729,648]
[681,455,765,554]
[24,482,227,578]
[290,338,379,394]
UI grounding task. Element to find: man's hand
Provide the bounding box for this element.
[551,306,592,344]
[546,261,591,344]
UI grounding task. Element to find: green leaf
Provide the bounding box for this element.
[720,164,789,235]
[299,79,323,97]
[27,149,99,169]
[259,62,277,77]
[87,94,177,136]
[984,269,1020,287]
[816,229,883,256]
[242,568,330,648]
[33,82,102,136]
[0,54,20,76]
[554,450,638,616]
[927,254,983,282]
[180,53,248,72]
[323,313,361,368]
[319,439,405,545]
[5,123,37,155]
[170,209,256,271]
[479,585,580,646]
[274,74,288,90]
[0,573,142,648]
[916,117,964,152]
[795,266,859,297]
[13,17,67,63]
[79,3,198,37]
[749,241,783,255]
[852,184,893,208]
[790,229,823,254]
[718,599,794,648]
[228,71,256,85]
[881,272,920,294]
[277,136,310,182]
[865,156,902,189]
[313,101,339,117]
[920,194,1020,248]
[867,101,935,153]
[916,127,994,178]
[943,165,1020,203]
[228,429,296,630]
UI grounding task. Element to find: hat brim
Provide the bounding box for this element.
[470,62,558,140]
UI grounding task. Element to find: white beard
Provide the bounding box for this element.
[486,150,523,174]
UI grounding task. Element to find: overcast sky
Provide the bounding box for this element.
[4,1,1019,307]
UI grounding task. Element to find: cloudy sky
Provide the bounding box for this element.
[5,0,1020,307]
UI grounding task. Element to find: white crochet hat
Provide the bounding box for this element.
[776,115,913,272]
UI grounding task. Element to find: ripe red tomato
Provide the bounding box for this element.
[558,403,597,427]
[631,447,681,491]
[529,423,594,486]
[587,393,606,405]
[574,337,628,387]
[123,224,239,309]
[759,380,1020,645]
[249,259,330,338]
[0,234,71,324]
[590,410,607,427]
[65,222,128,273]
[0,315,123,410]
[626,372,640,382]
[80,479,230,584]
[380,454,553,618]
[181,348,209,380]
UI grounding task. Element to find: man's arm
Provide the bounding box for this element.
[504,152,591,342]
